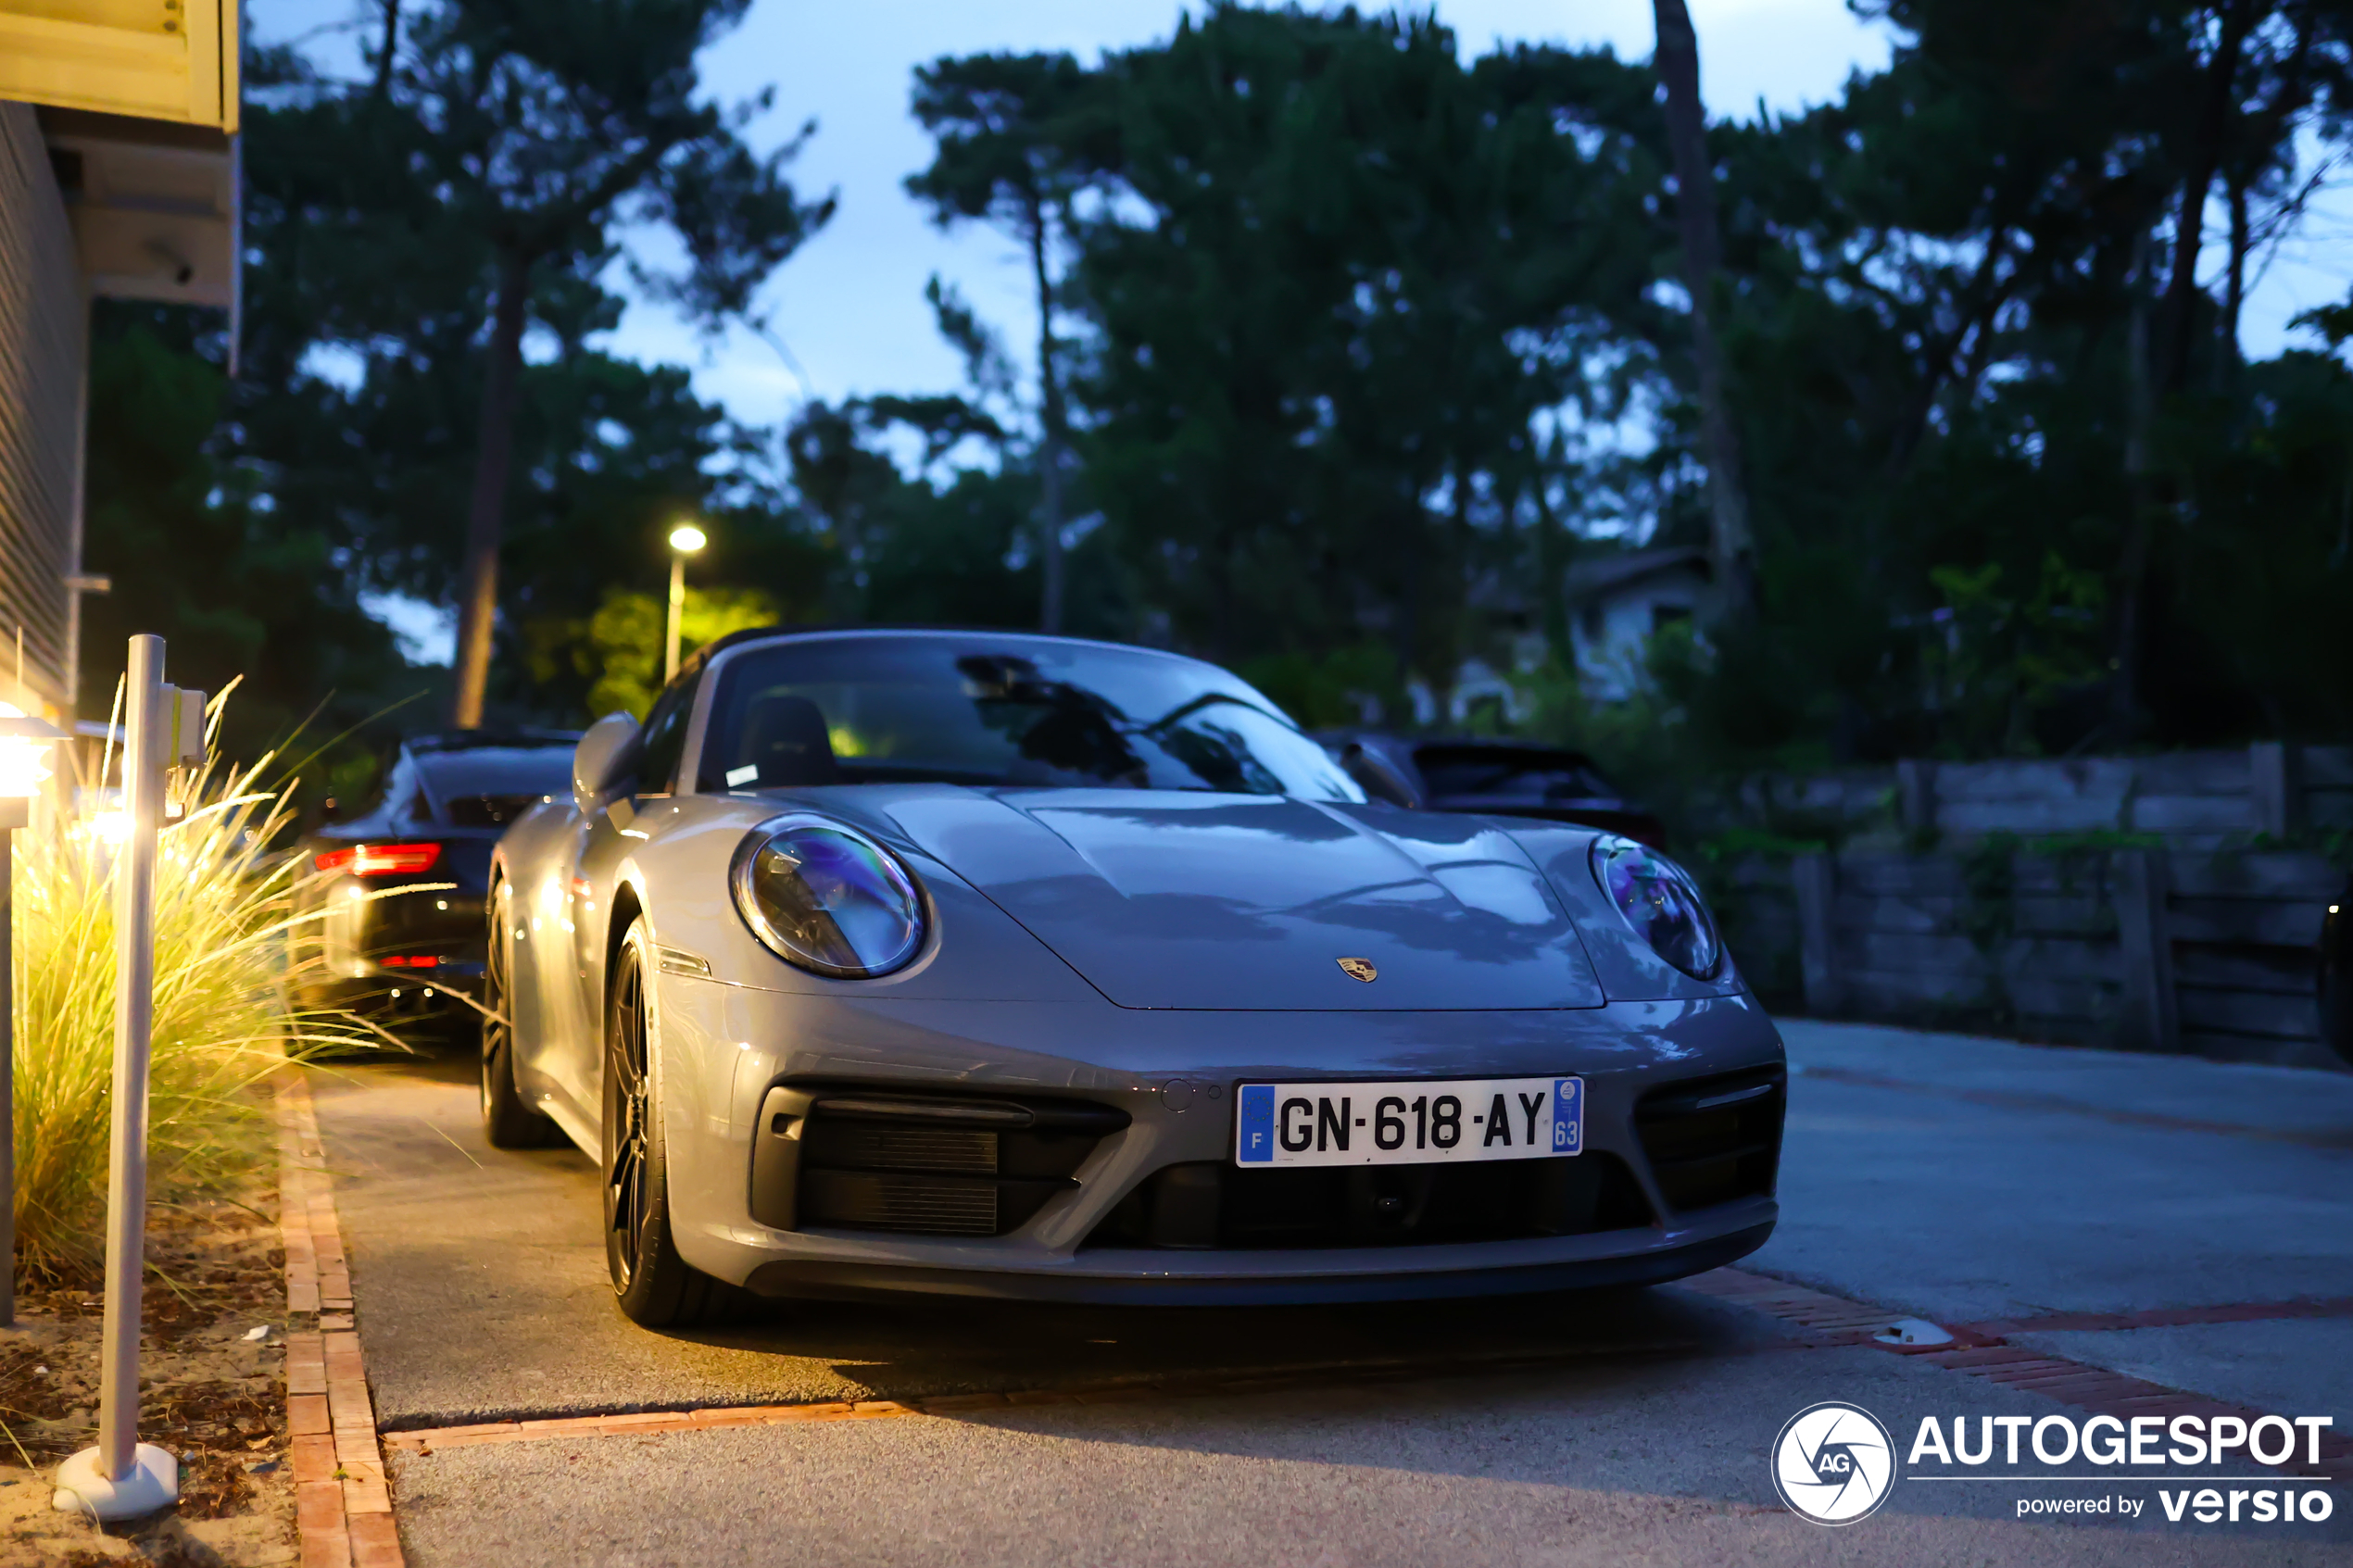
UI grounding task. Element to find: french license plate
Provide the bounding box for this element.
[1233,1076,1582,1168]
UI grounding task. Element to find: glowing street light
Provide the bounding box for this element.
[0,707,60,1328]
[664,522,708,684]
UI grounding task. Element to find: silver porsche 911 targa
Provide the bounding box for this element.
[483,627,1786,1326]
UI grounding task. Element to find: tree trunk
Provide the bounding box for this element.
[448,248,533,730]
[2158,0,2255,394]
[2220,168,2249,380]
[372,0,400,99]
[1529,440,1571,671]
[1652,0,1755,619]
[1029,199,1067,634]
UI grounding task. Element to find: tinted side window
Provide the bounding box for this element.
[629,677,700,796]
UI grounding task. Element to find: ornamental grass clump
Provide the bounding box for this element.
[12,728,363,1281]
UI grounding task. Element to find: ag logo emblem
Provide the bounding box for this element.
[1336,957,1378,983]
[1771,1401,1894,1525]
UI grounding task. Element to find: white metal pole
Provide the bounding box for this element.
[97,633,162,1478]
[52,638,175,1518]
[664,553,686,684]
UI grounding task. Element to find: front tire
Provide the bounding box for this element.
[603,920,742,1327]
[481,878,564,1149]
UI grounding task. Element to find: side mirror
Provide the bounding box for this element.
[573,712,640,816]
[1341,742,1422,810]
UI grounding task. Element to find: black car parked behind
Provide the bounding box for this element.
[293,730,578,1035]
[1319,733,1668,847]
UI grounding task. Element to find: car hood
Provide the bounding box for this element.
[879,790,1604,1010]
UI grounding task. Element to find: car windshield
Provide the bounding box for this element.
[698,634,1365,801]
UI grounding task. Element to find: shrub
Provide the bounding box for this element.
[11,732,361,1280]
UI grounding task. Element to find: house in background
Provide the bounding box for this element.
[0,0,240,721]
[1566,545,1712,702]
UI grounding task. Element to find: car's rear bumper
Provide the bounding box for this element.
[742,1216,1772,1306]
[296,963,486,1021]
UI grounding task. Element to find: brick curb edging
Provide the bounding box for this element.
[1685,1267,2353,1483]
[381,1336,1763,1456]
[277,1073,404,1568]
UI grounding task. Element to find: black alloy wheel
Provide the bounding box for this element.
[480,878,564,1148]
[601,922,743,1326]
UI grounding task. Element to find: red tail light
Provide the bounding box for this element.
[314,843,443,877]
[379,955,442,969]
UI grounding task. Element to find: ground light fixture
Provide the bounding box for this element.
[54,638,205,1520]
[665,521,708,684]
[0,706,62,1327]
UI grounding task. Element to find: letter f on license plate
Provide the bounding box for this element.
[1235,1076,1584,1167]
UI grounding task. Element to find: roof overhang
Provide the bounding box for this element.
[2,2,241,315]
[0,0,239,134]
[38,103,237,310]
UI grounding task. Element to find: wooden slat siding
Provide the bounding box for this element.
[1831,892,1950,935]
[1837,929,1985,975]
[1929,758,2143,801]
[2167,899,2327,948]
[2010,895,2112,937]
[2133,750,2258,797]
[2176,987,2322,1041]
[1750,770,1891,822]
[0,103,80,701]
[1792,853,1843,1015]
[2130,794,2261,836]
[2001,938,2123,984]
[2168,853,2342,901]
[1748,746,2353,847]
[2172,946,2319,995]
[2309,791,2353,831]
[2001,975,2116,1023]
[2302,746,2353,786]
[1837,858,1969,897]
[2177,1031,2334,1069]
[1938,798,2132,836]
[1841,969,1987,1010]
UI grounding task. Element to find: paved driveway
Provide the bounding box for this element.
[308,1022,2353,1565]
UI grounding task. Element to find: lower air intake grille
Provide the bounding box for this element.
[803,1123,998,1174]
[1633,1064,1786,1213]
[754,1086,1131,1238]
[799,1172,998,1236]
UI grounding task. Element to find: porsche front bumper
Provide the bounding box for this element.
[655,981,1784,1307]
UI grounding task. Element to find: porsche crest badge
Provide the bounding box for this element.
[1337,956,1378,983]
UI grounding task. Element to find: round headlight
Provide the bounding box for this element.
[730,815,925,978]
[1590,834,1722,979]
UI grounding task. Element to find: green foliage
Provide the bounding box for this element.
[14,729,364,1278]
[1236,645,1403,731]
[81,307,417,782]
[530,586,783,721]
[1922,553,2109,756]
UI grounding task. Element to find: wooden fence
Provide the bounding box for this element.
[1739,742,2352,849]
[1707,847,2343,1072]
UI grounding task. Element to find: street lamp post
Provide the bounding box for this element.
[664,522,707,684]
[0,709,63,1327]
